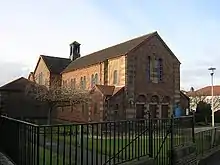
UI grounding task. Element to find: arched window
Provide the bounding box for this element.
[113,70,118,85]
[83,76,86,89]
[158,58,163,81]
[80,77,83,89]
[91,74,94,88]
[71,78,76,89]
[94,73,98,84]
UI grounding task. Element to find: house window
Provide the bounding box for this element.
[94,73,98,84]
[113,70,118,85]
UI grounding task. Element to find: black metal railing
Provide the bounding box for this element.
[0,115,194,165]
[195,126,220,157]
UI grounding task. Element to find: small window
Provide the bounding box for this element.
[113,70,118,85]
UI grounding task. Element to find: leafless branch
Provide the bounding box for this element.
[189,91,220,111]
[25,80,90,108]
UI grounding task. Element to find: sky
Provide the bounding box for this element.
[0,0,220,91]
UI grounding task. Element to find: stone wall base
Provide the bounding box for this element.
[120,157,155,165]
[172,143,197,165]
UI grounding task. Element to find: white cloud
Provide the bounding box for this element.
[0,62,30,86]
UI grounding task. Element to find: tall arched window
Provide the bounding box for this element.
[83,76,86,89]
[71,78,76,89]
[80,77,83,89]
[95,73,98,84]
[91,74,94,88]
[158,58,163,81]
[113,70,118,85]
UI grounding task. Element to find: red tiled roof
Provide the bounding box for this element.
[187,85,220,97]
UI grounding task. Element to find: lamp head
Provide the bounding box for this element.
[208,67,216,71]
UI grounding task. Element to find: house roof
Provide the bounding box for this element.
[95,85,124,96]
[187,85,220,97]
[0,77,34,92]
[64,31,173,73]
[40,55,71,74]
[180,91,189,100]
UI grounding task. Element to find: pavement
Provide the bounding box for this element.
[194,127,214,133]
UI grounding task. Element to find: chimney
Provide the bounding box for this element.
[190,87,194,92]
[69,41,81,61]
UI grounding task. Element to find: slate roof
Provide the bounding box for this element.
[63,31,157,73]
[0,77,34,91]
[40,55,71,74]
[96,85,124,96]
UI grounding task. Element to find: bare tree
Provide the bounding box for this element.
[25,80,90,124]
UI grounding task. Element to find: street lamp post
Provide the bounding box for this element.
[208,67,216,127]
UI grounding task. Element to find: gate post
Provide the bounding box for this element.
[148,112,153,157]
[192,114,195,143]
[170,114,174,165]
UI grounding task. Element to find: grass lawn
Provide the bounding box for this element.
[39,147,73,165]
[44,133,188,165]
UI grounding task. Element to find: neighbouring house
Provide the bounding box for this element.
[187,85,220,112]
[0,77,49,123]
[28,55,71,88]
[59,31,181,122]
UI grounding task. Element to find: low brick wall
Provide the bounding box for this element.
[120,157,155,165]
[172,143,197,165]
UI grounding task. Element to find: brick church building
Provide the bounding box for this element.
[28,31,188,123]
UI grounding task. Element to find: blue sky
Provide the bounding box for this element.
[0,0,220,90]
